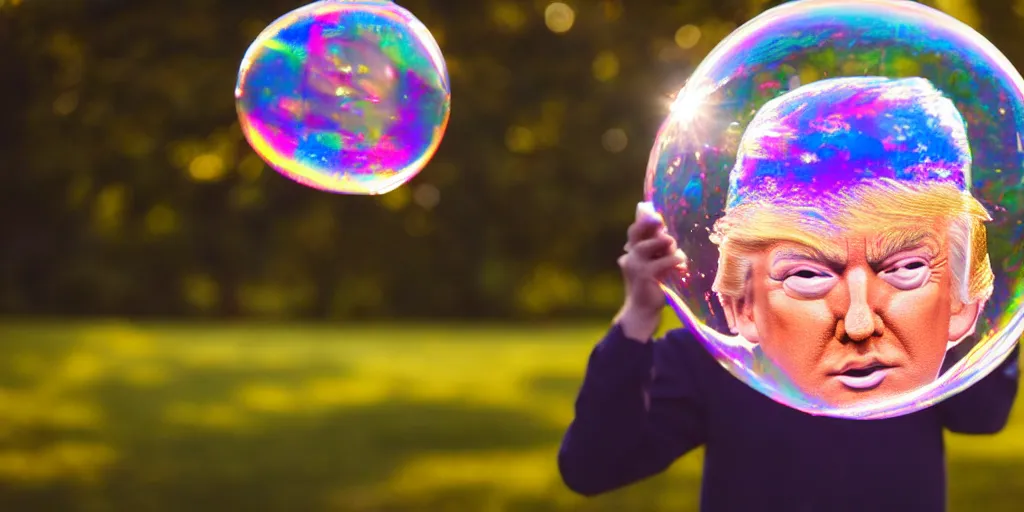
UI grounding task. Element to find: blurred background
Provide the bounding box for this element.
[2,0,1023,510]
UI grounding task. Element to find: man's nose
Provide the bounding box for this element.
[843,268,880,342]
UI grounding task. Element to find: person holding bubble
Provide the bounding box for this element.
[558,76,1020,511]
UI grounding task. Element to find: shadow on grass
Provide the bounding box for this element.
[1,321,1020,512]
[0,398,564,512]
[92,364,352,414]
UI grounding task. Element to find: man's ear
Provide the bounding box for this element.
[719,293,760,343]
[948,299,983,349]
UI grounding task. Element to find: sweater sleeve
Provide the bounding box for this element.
[938,343,1020,434]
[558,324,708,496]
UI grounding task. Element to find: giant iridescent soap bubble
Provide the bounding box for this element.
[645,0,1024,419]
[236,0,450,195]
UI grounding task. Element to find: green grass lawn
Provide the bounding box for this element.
[0,320,1020,511]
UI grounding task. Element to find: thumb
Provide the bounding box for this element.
[636,201,663,224]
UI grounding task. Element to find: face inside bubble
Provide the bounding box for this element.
[645,0,1024,419]
[710,77,993,408]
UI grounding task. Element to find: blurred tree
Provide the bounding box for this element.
[0,0,1019,321]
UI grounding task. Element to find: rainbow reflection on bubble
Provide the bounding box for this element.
[727,76,972,208]
[644,0,1024,419]
[236,0,450,195]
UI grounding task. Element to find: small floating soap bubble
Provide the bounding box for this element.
[236,0,450,195]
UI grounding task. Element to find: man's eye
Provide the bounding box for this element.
[884,260,927,274]
[791,269,825,279]
[782,268,836,298]
[880,258,931,290]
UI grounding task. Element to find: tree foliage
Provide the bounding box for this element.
[1,0,1020,320]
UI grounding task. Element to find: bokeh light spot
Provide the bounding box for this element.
[52,92,79,116]
[378,184,411,211]
[144,205,178,236]
[544,3,575,34]
[602,0,623,21]
[237,153,265,182]
[505,126,536,154]
[188,154,226,182]
[601,128,628,153]
[674,24,702,49]
[491,2,527,32]
[413,184,441,210]
[592,51,620,82]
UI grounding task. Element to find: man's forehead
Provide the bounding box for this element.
[767,226,946,263]
[863,225,944,247]
[769,241,846,265]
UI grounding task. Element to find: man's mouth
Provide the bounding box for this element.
[830,362,894,391]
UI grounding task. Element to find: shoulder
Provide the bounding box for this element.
[657,327,707,357]
[1001,343,1021,380]
[653,327,721,379]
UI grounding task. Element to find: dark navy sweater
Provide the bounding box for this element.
[559,324,1020,511]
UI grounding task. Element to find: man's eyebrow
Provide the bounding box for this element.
[867,229,940,265]
[771,245,847,267]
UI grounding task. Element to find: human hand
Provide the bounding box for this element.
[614,202,688,342]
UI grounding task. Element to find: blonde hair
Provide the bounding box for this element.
[710,180,994,305]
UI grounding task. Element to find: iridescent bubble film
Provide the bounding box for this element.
[644,0,1024,419]
[236,0,450,195]
[728,76,972,208]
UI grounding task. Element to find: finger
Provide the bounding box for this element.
[618,252,641,278]
[626,219,660,246]
[626,215,666,246]
[636,202,661,223]
[632,234,676,259]
[621,249,686,280]
[617,253,630,270]
[648,250,688,275]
